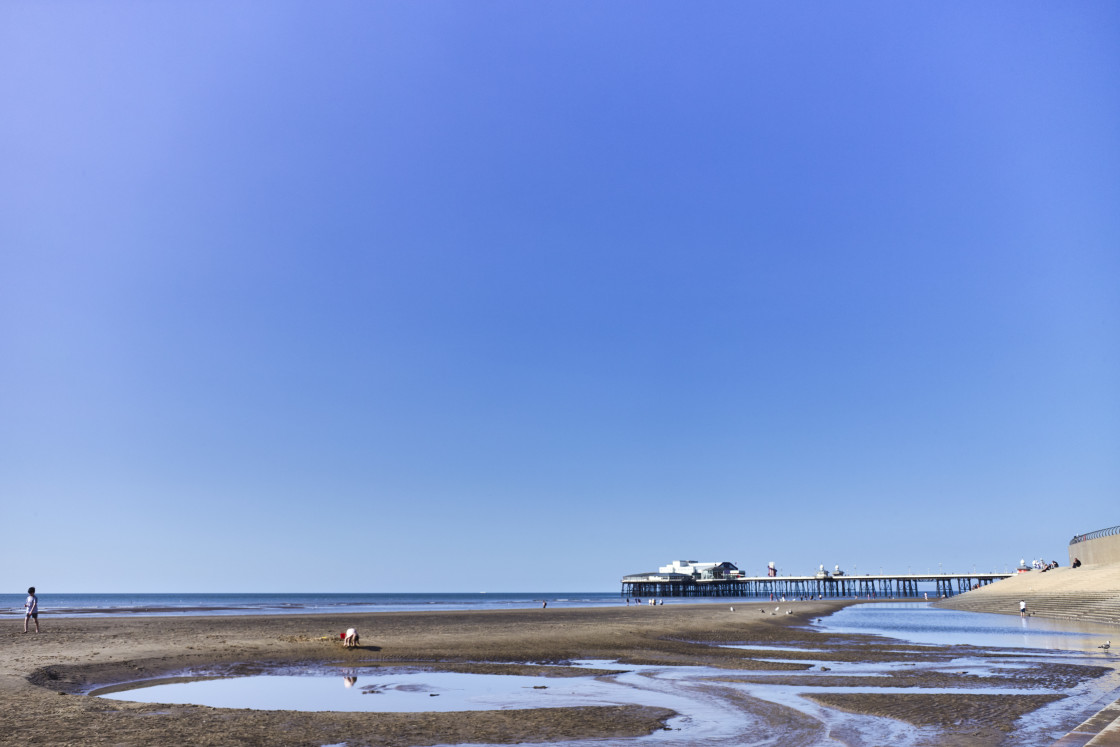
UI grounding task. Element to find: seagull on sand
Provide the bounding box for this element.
[1099,641,1111,651]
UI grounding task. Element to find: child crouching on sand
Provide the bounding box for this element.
[342,628,359,648]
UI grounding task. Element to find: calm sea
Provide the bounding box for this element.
[2,583,972,618]
[0,592,632,618]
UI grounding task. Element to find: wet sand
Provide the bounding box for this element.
[2,602,1115,746]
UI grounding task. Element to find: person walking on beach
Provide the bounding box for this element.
[1019,600,1027,618]
[24,587,39,633]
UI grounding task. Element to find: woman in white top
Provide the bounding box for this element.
[24,587,39,633]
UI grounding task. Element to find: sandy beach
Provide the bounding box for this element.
[3,601,1118,746]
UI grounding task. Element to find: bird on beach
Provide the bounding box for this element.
[1099,641,1111,651]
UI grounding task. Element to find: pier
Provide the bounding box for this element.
[621,571,1012,600]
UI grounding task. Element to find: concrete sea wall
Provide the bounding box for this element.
[1070,525,1120,567]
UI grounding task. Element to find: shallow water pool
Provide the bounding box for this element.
[99,669,640,712]
[99,660,947,746]
[93,607,1120,747]
[818,602,1118,652]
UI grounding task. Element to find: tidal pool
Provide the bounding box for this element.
[97,662,836,745]
[95,653,1110,747]
[818,601,1119,652]
[92,606,1120,747]
[99,668,639,712]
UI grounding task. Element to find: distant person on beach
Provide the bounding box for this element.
[1019,600,1027,617]
[343,628,359,648]
[24,587,39,633]
[1073,558,1081,568]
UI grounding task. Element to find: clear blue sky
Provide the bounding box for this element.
[2,2,1117,593]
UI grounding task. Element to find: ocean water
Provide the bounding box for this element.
[0,591,633,618]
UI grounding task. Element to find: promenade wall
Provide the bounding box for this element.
[933,564,1120,627]
[1069,526,1120,566]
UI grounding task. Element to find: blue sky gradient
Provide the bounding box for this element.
[2,2,1118,592]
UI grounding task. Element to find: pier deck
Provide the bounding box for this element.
[621,572,1012,599]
